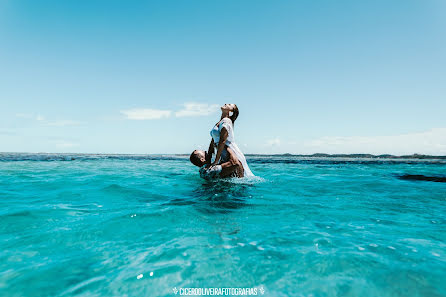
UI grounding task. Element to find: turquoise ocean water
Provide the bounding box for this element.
[0,154,445,297]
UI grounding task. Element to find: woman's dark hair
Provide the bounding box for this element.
[230,104,239,124]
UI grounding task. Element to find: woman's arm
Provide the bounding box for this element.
[206,138,214,166]
[211,127,228,166]
[219,147,244,178]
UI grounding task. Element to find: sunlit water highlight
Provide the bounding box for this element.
[0,154,445,297]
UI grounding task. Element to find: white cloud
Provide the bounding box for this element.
[121,108,171,120]
[303,128,446,155]
[266,137,281,146]
[15,113,34,119]
[16,113,81,126]
[175,102,220,117]
[44,120,82,127]
[16,113,46,122]
[121,103,219,120]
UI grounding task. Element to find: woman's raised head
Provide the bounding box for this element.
[221,103,239,124]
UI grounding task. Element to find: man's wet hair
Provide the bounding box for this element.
[189,150,204,167]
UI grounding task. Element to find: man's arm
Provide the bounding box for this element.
[206,138,214,166]
[218,147,244,178]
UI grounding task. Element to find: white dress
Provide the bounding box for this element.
[210,118,254,177]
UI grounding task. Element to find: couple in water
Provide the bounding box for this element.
[190,104,254,179]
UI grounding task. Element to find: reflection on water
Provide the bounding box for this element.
[193,180,252,213]
[166,179,253,213]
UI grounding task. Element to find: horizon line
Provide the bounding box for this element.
[1,152,446,159]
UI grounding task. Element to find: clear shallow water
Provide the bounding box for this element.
[0,154,445,297]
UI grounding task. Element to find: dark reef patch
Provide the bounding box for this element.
[397,174,446,183]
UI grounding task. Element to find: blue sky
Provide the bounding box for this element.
[1,0,445,155]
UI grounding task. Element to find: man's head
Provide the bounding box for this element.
[190,150,207,167]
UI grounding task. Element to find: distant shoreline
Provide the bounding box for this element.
[1,152,446,160]
[246,153,446,160]
[180,153,446,160]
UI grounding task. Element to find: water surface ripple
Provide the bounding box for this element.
[0,155,445,297]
